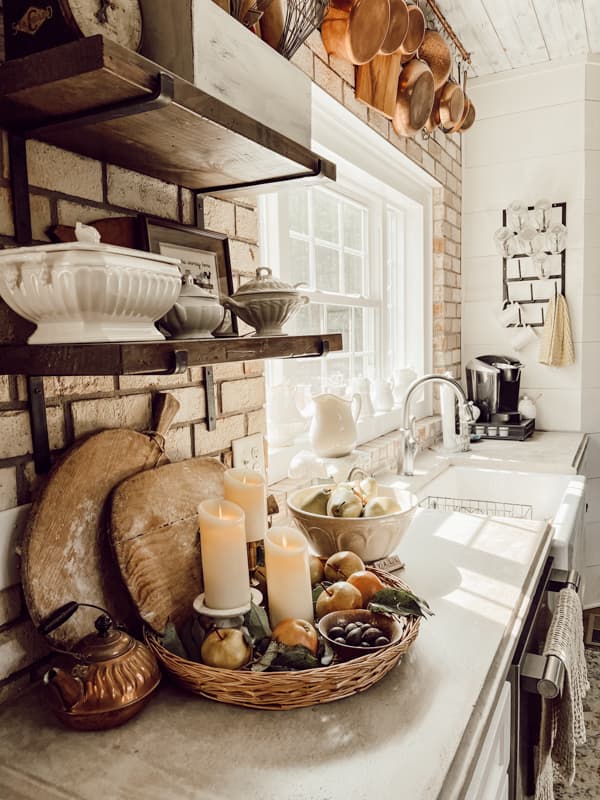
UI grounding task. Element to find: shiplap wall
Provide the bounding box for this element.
[462,58,589,431]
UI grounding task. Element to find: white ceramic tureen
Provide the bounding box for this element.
[159,271,224,339]
[0,232,181,343]
[223,267,309,337]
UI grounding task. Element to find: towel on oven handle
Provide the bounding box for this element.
[535,587,589,800]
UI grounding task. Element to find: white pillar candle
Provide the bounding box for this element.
[264,526,314,626]
[198,499,250,610]
[224,467,267,543]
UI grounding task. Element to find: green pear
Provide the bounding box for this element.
[299,487,331,516]
[327,487,363,518]
[363,496,402,517]
[359,477,378,500]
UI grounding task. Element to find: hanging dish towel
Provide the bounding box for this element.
[539,291,575,367]
[535,588,589,800]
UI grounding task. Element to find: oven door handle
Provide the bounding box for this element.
[521,568,582,699]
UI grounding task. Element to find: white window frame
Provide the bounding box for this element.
[260,85,438,482]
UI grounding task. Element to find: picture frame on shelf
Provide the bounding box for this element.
[139,216,238,335]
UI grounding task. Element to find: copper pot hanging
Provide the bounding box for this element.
[379,0,409,55]
[392,57,435,138]
[459,99,476,132]
[426,77,464,132]
[397,3,425,60]
[321,0,390,65]
[440,71,472,134]
[419,29,452,90]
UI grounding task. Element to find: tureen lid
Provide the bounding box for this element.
[0,241,182,266]
[234,267,300,296]
[179,270,220,301]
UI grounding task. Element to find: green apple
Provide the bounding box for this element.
[315,581,363,618]
[200,628,251,669]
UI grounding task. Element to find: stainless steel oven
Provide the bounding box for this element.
[508,557,582,800]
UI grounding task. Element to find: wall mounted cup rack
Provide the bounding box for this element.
[501,202,566,328]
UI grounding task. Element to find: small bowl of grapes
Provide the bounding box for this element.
[318,608,405,661]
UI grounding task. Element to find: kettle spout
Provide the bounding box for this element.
[44,668,83,711]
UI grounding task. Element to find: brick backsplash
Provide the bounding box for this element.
[0,10,461,700]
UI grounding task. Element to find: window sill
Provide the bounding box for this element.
[267,408,405,484]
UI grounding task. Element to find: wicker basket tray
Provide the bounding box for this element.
[146,567,420,710]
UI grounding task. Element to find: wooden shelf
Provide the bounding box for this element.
[0,334,342,376]
[0,35,335,193]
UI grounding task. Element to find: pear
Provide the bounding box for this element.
[363,496,402,517]
[326,487,363,518]
[299,487,332,516]
[359,477,378,500]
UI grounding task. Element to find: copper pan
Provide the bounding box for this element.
[379,0,409,56]
[425,79,464,134]
[419,29,451,90]
[459,100,476,132]
[392,57,435,138]
[321,0,390,65]
[397,4,425,60]
[440,72,471,135]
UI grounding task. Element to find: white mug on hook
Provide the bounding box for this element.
[496,301,521,327]
[508,324,537,352]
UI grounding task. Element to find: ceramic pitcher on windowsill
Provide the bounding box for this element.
[309,393,361,458]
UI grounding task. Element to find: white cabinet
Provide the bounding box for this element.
[580,435,600,608]
[464,682,511,800]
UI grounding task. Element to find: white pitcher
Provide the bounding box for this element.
[309,393,361,458]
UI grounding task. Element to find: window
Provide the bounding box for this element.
[262,183,407,394]
[260,85,436,480]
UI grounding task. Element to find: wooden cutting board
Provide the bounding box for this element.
[22,393,180,648]
[110,457,226,634]
[356,53,403,119]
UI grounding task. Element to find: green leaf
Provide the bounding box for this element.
[244,601,272,641]
[250,640,283,672]
[179,616,206,662]
[368,587,434,620]
[160,622,188,659]
[273,644,320,671]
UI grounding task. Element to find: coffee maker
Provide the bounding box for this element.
[465,355,534,440]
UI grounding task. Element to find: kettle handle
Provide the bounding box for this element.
[38,601,114,636]
[351,393,362,422]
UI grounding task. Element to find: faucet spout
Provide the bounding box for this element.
[397,374,474,476]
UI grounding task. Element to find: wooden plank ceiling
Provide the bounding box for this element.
[435,0,600,76]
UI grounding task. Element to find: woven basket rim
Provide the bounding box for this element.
[146,567,421,707]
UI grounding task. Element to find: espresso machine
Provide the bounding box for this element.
[465,355,534,440]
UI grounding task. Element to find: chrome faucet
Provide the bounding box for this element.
[397,374,475,476]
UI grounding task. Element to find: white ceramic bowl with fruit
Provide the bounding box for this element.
[287,479,417,562]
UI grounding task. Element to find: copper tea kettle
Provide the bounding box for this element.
[40,601,161,731]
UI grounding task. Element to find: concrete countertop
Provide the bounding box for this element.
[0,510,552,800]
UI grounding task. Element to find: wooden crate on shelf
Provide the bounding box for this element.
[139,0,311,148]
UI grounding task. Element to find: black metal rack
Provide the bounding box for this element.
[501,202,567,328]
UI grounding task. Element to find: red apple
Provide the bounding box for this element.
[272,618,319,655]
[347,570,386,606]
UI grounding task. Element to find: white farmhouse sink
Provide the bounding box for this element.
[382,465,585,571]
